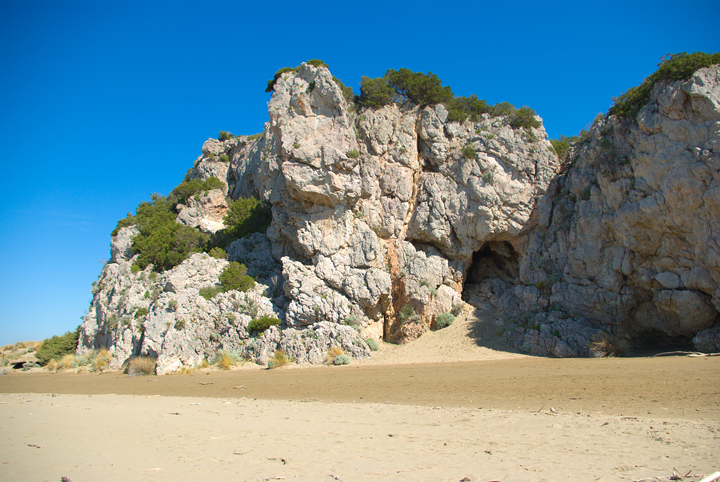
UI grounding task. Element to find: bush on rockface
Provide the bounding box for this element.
[357,68,541,129]
[609,51,720,118]
[549,135,581,161]
[219,262,255,292]
[113,194,210,272]
[209,197,272,249]
[247,315,281,334]
[169,176,225,205]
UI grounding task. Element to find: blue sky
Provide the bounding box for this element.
[0,0,717,346]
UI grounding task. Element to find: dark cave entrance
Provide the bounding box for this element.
[463,241,519,299]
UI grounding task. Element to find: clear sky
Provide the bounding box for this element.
[0,0,718,346]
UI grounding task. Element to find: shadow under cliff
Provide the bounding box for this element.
[463,303,525,354]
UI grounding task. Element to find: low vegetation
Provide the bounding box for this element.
[333,354,351,365]
[433,312,455,330]
[209,197,272,250]
[357,68,540,128]
[365,338,379,351]
[609,51,720,118]
[44,348,111,372]
[115,195,210,272]
[326,346,345,364]
[267,349,291,369]
[398,304,416,325]
[247,314,281,335]
[214,350,243,370]
[219,262,255,292]
[126,356,156,376]
[588,332,629,357]
[549,135,582,162]
[35,327,81,365]
[168,176,225,206]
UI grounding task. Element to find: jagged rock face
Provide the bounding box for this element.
[500,65,720,353]
[176,189,228,233]
[79,243,370,373]
[80,62,720,367]
[227,63,558,342]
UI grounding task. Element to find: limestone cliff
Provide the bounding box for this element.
[497,65,720,355]
[78,62,720,371]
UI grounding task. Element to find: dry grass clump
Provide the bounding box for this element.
[177,359,208,374]
[92,349,111,372]
[215,350,242,370]
[326,346,345,364]
[127,356,156,376]
[48,354,77,371]
[589,333,629,357]
[267,350,291,369]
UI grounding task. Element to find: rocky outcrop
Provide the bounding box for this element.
[79,62,720,370]
[487,65,720,354]
[230,63,559,343]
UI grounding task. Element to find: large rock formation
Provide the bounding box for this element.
[78,62,720,371]
[497,65,720,354]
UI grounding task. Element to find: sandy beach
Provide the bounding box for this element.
[1,310,719,481]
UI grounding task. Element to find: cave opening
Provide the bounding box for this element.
[462,241,519,302]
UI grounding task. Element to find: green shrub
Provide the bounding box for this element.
[509,106,541,129]
[218,131,234,141]
[609,51,720,118]
[209,197,272,249]
[398,304,415,325]
[492,101,515,117]
[385,68,454,107]
[35,326,81,365]
[134,307,148,319]
[461,143,477,159]
[549,135,581,161]
[247,133,263,141]
[116,194,210,272]
[208,247,226,259]
[333,354,351,365]
[219,153,229,162]
[248,315,281,334]
[174,319,186,330]
[347,149,360,159]
[434,312,455,330]
[266,66,298,93]
[305,59,328,68]
[199,286,221,301]
[265,60,329,93]
[356,68,537,131]
[447,95,493,123]
[365,338,379,351]
[169,176,225,206]
[358,76,396,108]
[219,262,255,292]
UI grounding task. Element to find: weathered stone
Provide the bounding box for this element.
[80,63,720,364]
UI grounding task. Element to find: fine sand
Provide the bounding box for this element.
[1,308,719,481]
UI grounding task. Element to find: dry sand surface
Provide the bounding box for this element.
[1,308,719,482]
